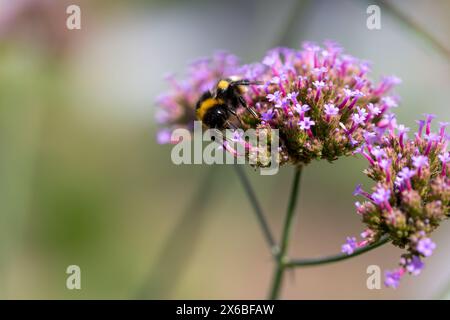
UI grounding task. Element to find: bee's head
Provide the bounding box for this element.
[216,79,230,94]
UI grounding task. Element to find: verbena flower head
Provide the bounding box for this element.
[155,41,401,166]
[343,115,449,288]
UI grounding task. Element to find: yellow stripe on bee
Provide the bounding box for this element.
[217,80,230,90]
[196,98,224,120]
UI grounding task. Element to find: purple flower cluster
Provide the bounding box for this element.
[155,42,449,289]
[155,42,401,166]
[343,115,449,288]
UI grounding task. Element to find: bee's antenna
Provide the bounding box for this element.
[231,80,263,86]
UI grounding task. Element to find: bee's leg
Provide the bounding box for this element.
[225,120,238,130]
[228,108,243,125]
[238,95,259,119]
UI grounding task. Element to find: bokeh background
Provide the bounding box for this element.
[0,0,449,299]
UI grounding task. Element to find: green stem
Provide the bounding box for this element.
[268,166,303,300]
[285,234,390,268]
[234,166,279,255]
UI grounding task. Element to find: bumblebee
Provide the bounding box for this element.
[195,78,260,130]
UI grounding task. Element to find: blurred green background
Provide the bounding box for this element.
[0,0,449,299]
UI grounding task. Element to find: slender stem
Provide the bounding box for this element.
[279,167,303,258]
[268,166,303,300]
[376,0,450,61]
[234,165,279,255]
[285,234,390,268]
